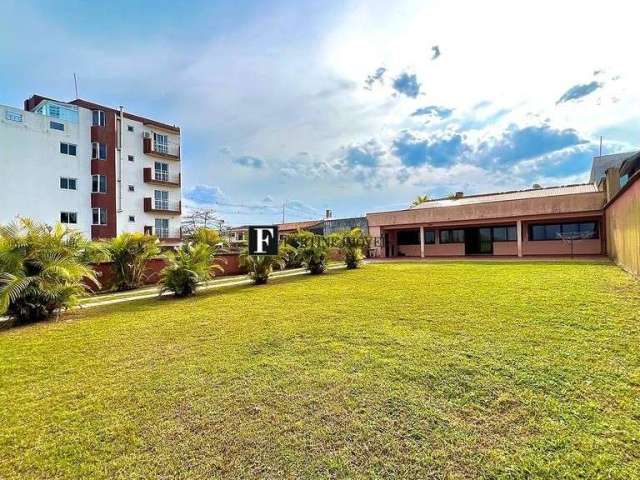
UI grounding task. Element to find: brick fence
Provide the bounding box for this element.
[88,253,244,291]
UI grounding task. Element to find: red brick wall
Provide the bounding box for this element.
[87,253,245,291]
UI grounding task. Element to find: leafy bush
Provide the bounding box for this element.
[0,218,103,323]
[298,234,329,275]
[337,228,366,269]
[160,242,223,297]
[103,233,161,291]
[279,230,314,269]
[187,227,225,248]
[240,251,284,285]
[279,243,301,269]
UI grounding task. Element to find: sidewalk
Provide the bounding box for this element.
[0,265,345,323]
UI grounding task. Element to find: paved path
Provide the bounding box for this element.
[0,265,346,323]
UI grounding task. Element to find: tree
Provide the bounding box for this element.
[411,195,430,207]
[0,218,104,323]
[181,208,225,238]
[103,233,161,291]
[160,242,224,297]
[187,227,225,248]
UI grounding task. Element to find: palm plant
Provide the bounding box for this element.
[279,243,301,269]
[337,227,366,269]
[411,194,430,207]
[160,242,224,297]
[298,234,329,274]
[188,227,225,248]
[240,250,285,285]
[103,232,161,291]
[0,218,103,323]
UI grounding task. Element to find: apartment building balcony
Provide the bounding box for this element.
[143,167,181,187]
[145,226,182,244]
[143,137,180,160]
[143,198,182,215]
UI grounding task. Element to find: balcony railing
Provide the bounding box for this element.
[143,167,181,186]
[143,137,180,160]
[143,198,182,214]
[157,229,182,240]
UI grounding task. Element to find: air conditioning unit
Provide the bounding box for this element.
[143,131,151,139]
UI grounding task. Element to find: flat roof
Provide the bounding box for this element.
[369,183,600,215]
[24,94,180,133]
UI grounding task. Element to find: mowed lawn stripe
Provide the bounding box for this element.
[0,262,639,479]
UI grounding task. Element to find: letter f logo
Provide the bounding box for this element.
[248,226,279,255]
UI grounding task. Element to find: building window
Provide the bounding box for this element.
[439,229,465,244]
[128,185,135,192]
[48,104,61,118]
[5,110,23,122]
[128,155,134,162]
[60,143,77,156]
[492,225,517,242]
[425,230,436,245]
[60,211,77,224]
[60,177,77,190]
[396,229,420,245]
[127,125,134,132]
[92,142,107,160]
[50,121,64,131]
[92,110,105,126]
[92,207,107,225]
[154,133,169,154]
[129,215,135,222]
[154,190,169,210]
[155,218,169,238]
[154,162,169,181]
[528,222,599,241]
[92,175,107,193]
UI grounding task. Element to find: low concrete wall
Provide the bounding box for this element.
[605,173,640,277]
[88,253,244,291]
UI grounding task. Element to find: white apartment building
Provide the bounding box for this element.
[0,95,182,244]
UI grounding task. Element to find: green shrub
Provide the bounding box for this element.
[103,232,161,291]
[298,234,329,275]
[160,242,223,297]
[0,218,103,323]
[337,228,366,269]
[240,251,285,285]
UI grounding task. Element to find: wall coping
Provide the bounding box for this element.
[604,169,640,209]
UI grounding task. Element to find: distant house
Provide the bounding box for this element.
[277,220,324,240]
[590,151,639,184]
[323,216,368,236]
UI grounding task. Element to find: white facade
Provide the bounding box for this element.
[117,118,182,241]
[0,98,182,243]
[0,103,93,237]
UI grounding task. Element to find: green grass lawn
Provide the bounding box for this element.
[1,262,639,479]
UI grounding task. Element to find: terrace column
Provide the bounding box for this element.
[517,220,523,257]
[420,226,425,258]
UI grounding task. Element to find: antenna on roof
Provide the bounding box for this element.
[599,136,603,158]
[73,73,79,99]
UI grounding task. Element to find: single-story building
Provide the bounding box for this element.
[276,220,324,240]
[366,183,607,258]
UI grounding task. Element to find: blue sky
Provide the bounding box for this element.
[2,0,638,225]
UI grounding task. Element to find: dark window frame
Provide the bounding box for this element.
[528,221,600,241]
[397,229,421,245]
[439,229,465,244]
[424,230,436,245]
[491,225,517,242]
[50,121,64,131]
